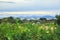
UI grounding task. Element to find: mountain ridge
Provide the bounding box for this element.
[0,14,55,19]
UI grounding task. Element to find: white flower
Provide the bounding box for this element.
[55,27,57,29]
[45,26,49,30]
[51,27,54,31]
[32,23,35,25]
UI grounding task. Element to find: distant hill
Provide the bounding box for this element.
[41,15,55,19]
[0,14,55,19]
[17,14,55,20]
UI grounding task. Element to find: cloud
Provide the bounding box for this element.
[0,0,60,12]
[0,1,15,3]
[0,11,59,19]
[0,10,59,15]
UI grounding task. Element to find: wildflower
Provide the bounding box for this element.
[46,31,49,33]
[45,26,49,30]
[51,27,54,31]
[32,23,35,25]
[55,27,57,29]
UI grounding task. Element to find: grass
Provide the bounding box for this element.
[0,22,60,40]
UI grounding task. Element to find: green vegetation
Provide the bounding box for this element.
[0,15,60,40]
[55,15,60,25]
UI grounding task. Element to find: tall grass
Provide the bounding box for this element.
[0,22,60,40]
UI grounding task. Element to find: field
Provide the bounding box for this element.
[0,21,60,40]
[0,16,60,40]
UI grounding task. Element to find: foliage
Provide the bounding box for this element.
[55,15,60,25]
[0,16,60,40]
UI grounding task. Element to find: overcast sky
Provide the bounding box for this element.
[0,0,60,15]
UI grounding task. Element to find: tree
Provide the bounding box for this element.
[15,18,21,23]
[55,15,60,25]
[39,18,47,24]
[39,18,47,21]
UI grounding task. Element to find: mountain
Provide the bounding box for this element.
[0,14,55,19]
[17,14,55,20]
[41,15,55,19]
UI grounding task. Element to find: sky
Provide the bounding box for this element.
[0,0,60,16]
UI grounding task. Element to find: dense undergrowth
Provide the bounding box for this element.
[0,15,60,40]
[0,22,60,40]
